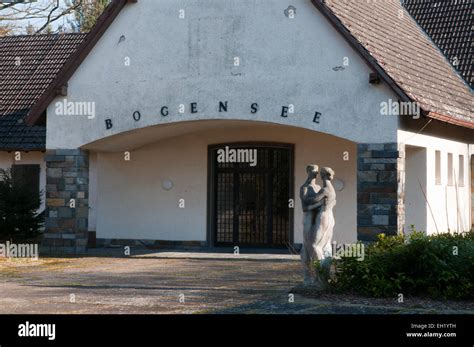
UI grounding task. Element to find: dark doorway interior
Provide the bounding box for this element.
[209,143,294,248]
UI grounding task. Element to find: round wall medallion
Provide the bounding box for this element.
[333,178,344,191]
[162,179,173,190]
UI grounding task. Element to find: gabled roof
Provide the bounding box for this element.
[403,0,473,89]
[0,33,87,150]
[313,0,473,129]
[16,0,474,131]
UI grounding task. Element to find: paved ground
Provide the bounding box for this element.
[0,250,472,314]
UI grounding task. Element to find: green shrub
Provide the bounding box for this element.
[0,168,44,241]
[329,231,474,300]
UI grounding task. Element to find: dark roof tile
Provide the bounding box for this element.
[0,33,87,151]
[403,0,472,88]
[321,0,473,127]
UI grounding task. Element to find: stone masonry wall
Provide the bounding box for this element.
[42,149,89,253]
[357,143,405,241]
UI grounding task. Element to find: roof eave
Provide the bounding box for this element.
[427,111,474,130]
[0,146,46,152]
[311,0,474,130]
[311,0,412,103]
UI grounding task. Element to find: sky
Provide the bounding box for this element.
[1,0,75,34]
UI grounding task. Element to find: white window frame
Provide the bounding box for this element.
[458,154,464,187]
[435,150,441,185]
[447,153,453,186]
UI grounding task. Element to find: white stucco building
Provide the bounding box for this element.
[1,0,472,252]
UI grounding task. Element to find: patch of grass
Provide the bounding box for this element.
[0,257,72,272]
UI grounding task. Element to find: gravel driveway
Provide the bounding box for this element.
[0,250,472,314]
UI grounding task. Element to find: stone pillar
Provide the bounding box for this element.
[357,143,405,241]
[42,149,89,253]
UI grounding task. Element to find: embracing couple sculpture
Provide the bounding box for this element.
[299,164,336,287]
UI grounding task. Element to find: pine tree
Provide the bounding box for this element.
[0,169,44,242]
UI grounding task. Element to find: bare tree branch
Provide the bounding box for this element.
[36,1,82,33]
[36,0,61,32]
[0,0,108,35]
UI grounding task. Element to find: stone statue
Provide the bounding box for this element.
[300,165,337,286]
[299,164,322,284]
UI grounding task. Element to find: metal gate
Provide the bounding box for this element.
[209,144,293,247]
